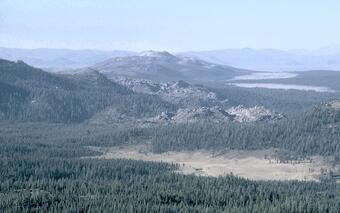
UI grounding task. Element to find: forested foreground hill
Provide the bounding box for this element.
[0,123,339,212]
[1,159,339,212]
[0,59,176,123]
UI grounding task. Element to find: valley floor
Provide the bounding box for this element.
[87,145,332,181]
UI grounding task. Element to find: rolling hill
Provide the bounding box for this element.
[91,50,248,83]
[0,59,175,123]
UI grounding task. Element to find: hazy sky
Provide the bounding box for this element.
[1,0,340,51]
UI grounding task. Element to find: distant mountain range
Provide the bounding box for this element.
[0,47,133,71]
[179,46,340,71]
[3,46,340,72]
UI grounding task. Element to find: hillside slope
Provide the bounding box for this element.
[91,51,248,83]
[0,59,175,123]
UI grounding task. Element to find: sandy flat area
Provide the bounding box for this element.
[87,146,331,181]
[229,83,335,93]
[231,72,298,81]
[331,101,340,109]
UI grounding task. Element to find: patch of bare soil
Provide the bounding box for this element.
[86,146,332,181]
[331,100,340,109]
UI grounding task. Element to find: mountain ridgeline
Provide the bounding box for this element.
[180,46,340,71]
[0,59,175,123]
[0,47,134,71]
[90,50,248,83]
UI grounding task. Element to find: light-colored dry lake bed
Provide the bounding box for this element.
[86,145,336,181]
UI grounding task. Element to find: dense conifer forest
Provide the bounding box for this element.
[0,122,340,212]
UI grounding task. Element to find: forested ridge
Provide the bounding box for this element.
[149,103,340,158]
[211,86,340,115]
[0,59,176,123]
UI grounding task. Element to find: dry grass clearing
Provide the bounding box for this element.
[331,100,340,109]
[87,146,332,181]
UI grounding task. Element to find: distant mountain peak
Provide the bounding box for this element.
[138,50,175,58]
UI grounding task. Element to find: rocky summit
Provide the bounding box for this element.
[139,105,283,126]
[111,76,218,105]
